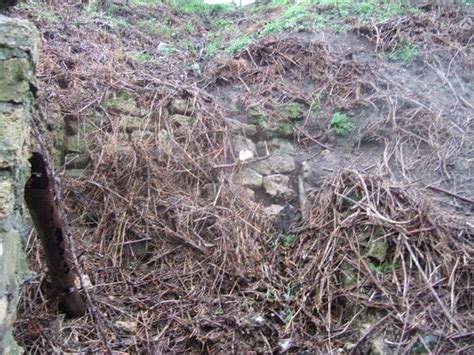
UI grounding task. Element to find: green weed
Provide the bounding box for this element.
[212,18,235,33]
[224,35,252,55]
[282,102,304,121]
[107,16,129,29]
[282,234,297,247]
[129,0,162,5]
[206,39,222,56]
[284,309,293,325]
[389,41,418,63]
[132,52,153,63]
[171,0,234,18]
[138,19,175,38]
[331,112,355,136]
[157,44,177,55]
[183,23,194,33]
[368,261,397,273]
[180,40,196,55]
[260,4,308,35]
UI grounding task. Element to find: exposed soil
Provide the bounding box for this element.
[8,1,474,353]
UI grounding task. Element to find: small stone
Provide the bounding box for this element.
[250,154,295,175]
[279,338,292,352]
[191,62,201,76]
[74,275,93,290]
[232,167,263,189]
[264,204,285,216]
[0,180,15,218]
[115,320,137,333]
[367,236,388,264]
[233,135,257,157]
[229,183,255,202]
[0,296,8,323]
[225,118,258,137]
[169,98,191,115]
[170,114,194,129]
[301,160,310,179]
[263,174,296,200]
[239,149,254,161]
[321,149,332,161]
[256,138,295,156]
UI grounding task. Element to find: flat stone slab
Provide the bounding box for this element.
[250,154,296,175]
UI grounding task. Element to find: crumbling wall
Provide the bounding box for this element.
[0,14,39,353]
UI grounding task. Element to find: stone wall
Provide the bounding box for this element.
[0,15,39,353]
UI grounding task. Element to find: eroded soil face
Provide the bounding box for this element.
[10,1,473,353]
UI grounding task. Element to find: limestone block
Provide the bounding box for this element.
[258,120,294,140]
[229,183,255,202]
[0,15,38,353]
[264,204,285,216]
[250,154,295,175]
[256,138,295,156]
[0,103,29,169]
[0,15,40,62]
[232,167,263,189]
[119,115,154,133]
[107,90,145,117]
[169,98,192,115]
[232,135,257,157]
[0,58,31,103]
[262,174,296,200]
[0,181,15,219]
[170,114,194,129]
[225,118,257,137]
[65,132,88,154]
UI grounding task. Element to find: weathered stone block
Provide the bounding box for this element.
[170,114,194,129]
[0,15,38,353]
[232,135,257,157]
[262,174,296,200]
[232,167,263,189]
[250,154,296,175]
[0,103,29,169]
[0,181,14,219]
[0,58,32,103]
[258,120,294,140]
[225,118,258,137]
[169,98,192,116]
[107,90,145,117]
[0,15,40,62]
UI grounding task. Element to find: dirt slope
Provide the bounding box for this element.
[9,0,474,353]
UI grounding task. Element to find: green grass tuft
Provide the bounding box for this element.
[389,41,418,63]
[224,35,252,55]
[331,112,355,136]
